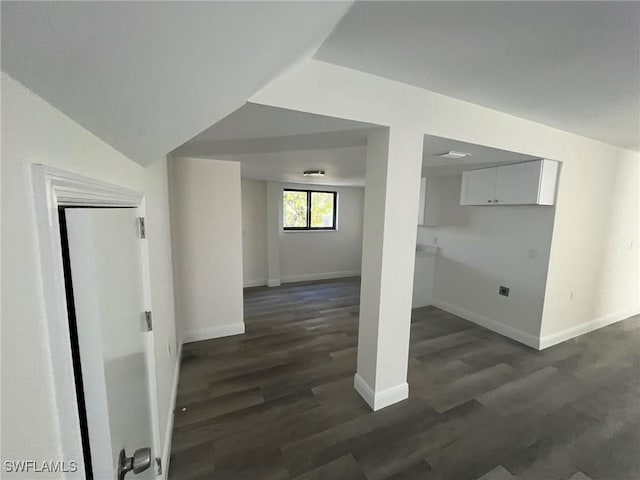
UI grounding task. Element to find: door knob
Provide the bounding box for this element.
[118,447,151,480]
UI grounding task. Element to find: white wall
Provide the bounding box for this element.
[539,150,640,346]
[417,175,556,343]
[280,182,364,282]
[241,179,364,286]
[169,157,245,343]
[413,250,436,308]
[251,59,640,346]
[241,179,268,287]
[1,73,178,478]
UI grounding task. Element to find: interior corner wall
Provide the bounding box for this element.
[1,73,178,478]
[241,179,364,286]
[169,157,245,343]
[240,179,268,287]
[539,150,640,345]
[417,175,556,344]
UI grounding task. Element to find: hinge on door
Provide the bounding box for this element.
[155,457,162,476]
[144,311,153,331]
[138,217,146,239]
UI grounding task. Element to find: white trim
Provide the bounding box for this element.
[281,270,360,284]
[160,341,182,479]
[354,373,375,409]
[539,308,640,350]
[182,323,245,344]
[374,383,409,410]
[282,228,340,233]
[31,164,162,477]
[265,271,361,288]
[243,279,268,288]
[432,298,540,349]
[353,374,409,411]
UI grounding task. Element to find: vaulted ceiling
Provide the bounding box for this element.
[2,1,638,169]
[315,1,640,151]
[0,1,352,165]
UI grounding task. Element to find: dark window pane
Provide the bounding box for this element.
[311,192,335,228]
[283,190,308,228]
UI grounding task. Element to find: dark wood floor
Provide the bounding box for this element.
[169,277,640,480]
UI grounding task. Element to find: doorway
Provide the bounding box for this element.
[32,166,162,479]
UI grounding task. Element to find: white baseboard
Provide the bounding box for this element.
[243,279,268,288]
[161,341,182,479]
[267,279,281,287]
[182,323,245,344]
[281,270,360,284]
[432,298,540,349]
[539,308,640,350]
[353,373,409,411]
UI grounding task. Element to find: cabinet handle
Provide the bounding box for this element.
[487,200,493,203]
[494,199,499,203]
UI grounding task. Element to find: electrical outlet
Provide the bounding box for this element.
[499,286,510,297]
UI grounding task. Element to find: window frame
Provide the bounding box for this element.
[282,188,338,231]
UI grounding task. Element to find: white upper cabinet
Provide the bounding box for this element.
[495,161,543,205]
[460,167,497,205]
[460,159,558,206]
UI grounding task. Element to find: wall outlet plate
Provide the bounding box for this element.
[499,286,510,297]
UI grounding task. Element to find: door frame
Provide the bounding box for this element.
[32,164,162,478]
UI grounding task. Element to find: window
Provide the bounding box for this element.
[283,189,337,230]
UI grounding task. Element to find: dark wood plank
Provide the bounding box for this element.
[168,277,640,480]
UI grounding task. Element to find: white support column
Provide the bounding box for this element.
[266,181,282,287]
[354,127,424,410]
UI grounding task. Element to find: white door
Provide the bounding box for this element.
[64,208,156,480]
[494,161,542,205]
[460,167,497,205]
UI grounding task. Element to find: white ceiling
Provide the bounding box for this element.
[315,1,640,151]
[172,103,374,157]
[0,1,352,165]
[176,103,535,185]
[216,146,367,187]
[422,135,538,177]
[5,1,633,168]
[173,103,375,185]
[183,103,374,143]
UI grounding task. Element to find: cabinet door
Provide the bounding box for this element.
[460,167,496,205]
[494,161,542,205]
